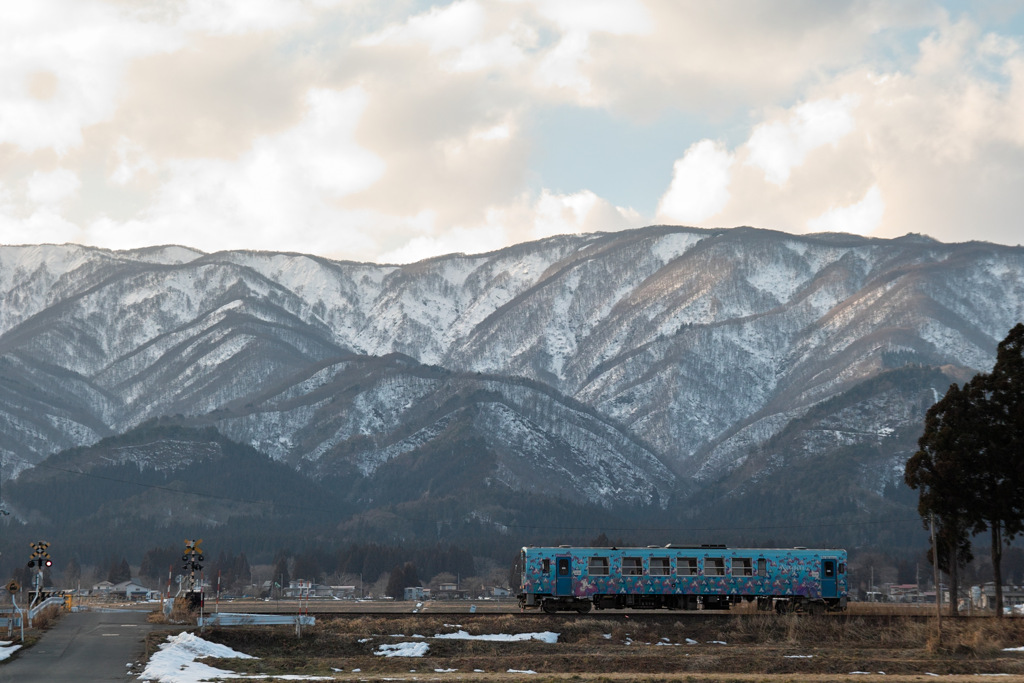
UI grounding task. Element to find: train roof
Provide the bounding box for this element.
[521,545,846,551]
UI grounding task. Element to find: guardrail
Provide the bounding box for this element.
[29,596,65,619]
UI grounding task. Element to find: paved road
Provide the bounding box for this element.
[0,608,159,681]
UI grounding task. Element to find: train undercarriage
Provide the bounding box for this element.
[520,593,846,614]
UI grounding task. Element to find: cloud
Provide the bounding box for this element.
[176,0,319,35]
[0,0,181,154]
[3,1,1024,264]
[655,17,1024,245]
[83,86,385,255]
[359,1,486,53]
[807,184,884,235]
[657,140,734,224]
[27,168,81,206]
[528,0,653,35]
[378,189,644,264]
[745,96,858,185]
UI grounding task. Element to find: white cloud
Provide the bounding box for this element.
[176,0,315,35]
[529,0,653,36]
[657,140,734,224]
[0,0,181,154]
[110,137,159,185]
[4,1,1024,263]
[534,31,594,97]
[378,189,643,264]
[378,223,508,265]
[27,169,81,206]
[80,86,384,255]
[360,1,486,53]
[745,96,858,185]
[0,180,82,245]
[807,184,884,236]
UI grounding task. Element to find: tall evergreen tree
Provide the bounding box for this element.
[63,557,81,587]
[233,552,251,592]
[908,324,1024,617]
[386,562,419,599]
[906,382,979,615]
[108,557,131,584]
[272,553,290,595]
[975,323,1024,616]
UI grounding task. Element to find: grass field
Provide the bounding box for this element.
[149,609,1024,682]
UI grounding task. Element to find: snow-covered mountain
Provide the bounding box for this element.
[1,226,1021,519]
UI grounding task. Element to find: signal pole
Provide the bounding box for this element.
[181,539,205,615]
[27,540,52,626]
[182,539,204,591]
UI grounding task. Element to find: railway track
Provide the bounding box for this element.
[202,600,970,622]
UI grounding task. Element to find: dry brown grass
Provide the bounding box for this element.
[152,613,1024,681]
[28,604,62,631]
[167,595,200,624]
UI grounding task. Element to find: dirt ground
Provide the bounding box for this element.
[158,611,1024,682]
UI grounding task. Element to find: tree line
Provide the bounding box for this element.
[905,323,1024,617]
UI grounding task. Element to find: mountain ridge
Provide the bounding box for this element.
[0,225,1021,558]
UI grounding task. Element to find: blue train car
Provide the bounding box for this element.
[517,545,848,614]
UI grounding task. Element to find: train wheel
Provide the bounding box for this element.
[575,601,592,614]
[542,599,558,614]
[775,600,796,614]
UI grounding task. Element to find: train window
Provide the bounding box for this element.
[823,561,834,578]
[623,557,643,576]
[838,563,846,574]
[542,559,550,574]
[757,558,767,576]
[677,557,698,576]
[705,557,725,576]
[731,558,753,576]
[650,557,670,575]
[558,558,570,576]
[588,557,609,575]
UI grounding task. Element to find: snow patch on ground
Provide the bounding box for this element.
[137,632,254,682]
[433,630,559,643]
[0,641,21,661]
[375,642,429,657]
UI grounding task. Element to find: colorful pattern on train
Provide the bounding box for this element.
[518,545,848,613]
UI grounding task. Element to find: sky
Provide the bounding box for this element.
[2,0,1024,265]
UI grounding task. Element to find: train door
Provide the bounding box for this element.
[555,556,573,596]
[821,558,837,598]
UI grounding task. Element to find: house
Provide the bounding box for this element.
[111,580,156,600]
[433,582,468,600]
[886,584,924,603]
[404,586,429,601]
[977,583,1024,612]
[91,579,155,600]
[490,586,511,598]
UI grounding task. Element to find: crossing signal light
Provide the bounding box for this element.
[28,540,52,569]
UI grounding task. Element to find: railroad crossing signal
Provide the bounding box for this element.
[27,540,52,569]
[182,539,204,591]
[182,539,204,568]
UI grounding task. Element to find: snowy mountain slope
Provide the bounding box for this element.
[202,355,673,508]
[0,226,1021,515]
